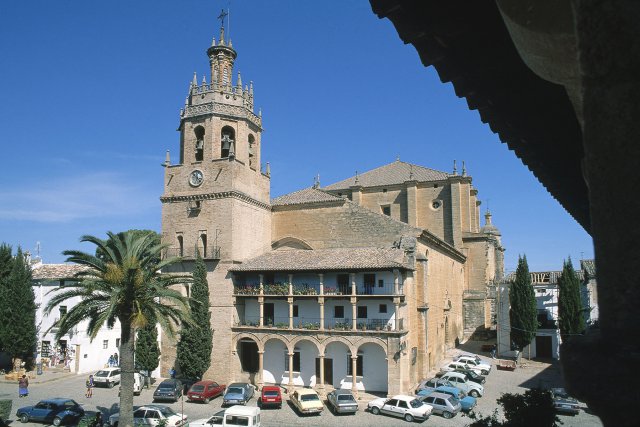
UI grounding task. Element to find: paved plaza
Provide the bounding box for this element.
[0,355,603,427]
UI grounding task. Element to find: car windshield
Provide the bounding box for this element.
[263,391,279,397]
[301,394,320,402]
[95,370,109,377]
[227,387,244,395]
[191,385,205,392]
[158,407,177,416]
[409,399,424,409]
[468,370,480,378]
[158,383,175,389]
[337,395,356,402]
[447,396,460,404]
[553,389,570,398]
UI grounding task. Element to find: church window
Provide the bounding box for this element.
[248,134,255,169]
[382,205,391,216]
[221,126,235,158]
[223,68,228,86]
[194,126,205,161]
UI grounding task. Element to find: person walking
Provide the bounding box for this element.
[86,374,94,398]
[113,353,119,367]
[107,354,114,367]
[491,343,497,359]
[18,375,29,398]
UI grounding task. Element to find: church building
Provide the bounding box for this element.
[160,25,504,396]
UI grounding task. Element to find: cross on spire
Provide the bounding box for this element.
[217,9,228,28]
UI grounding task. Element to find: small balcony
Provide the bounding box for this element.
[233,281,403,298]
[163,245,221,260]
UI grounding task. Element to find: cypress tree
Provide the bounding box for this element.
[0,248,37,368]
[176,253,212,379]
[0,243,14,352]
[557,257,585,341]
[135,322,160,374]
[510,255,538,351]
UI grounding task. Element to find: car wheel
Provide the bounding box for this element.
[443,411,454,419]
[371,406,380,415]
[20,414,29,423]
[53,417,62,426]
[108,381,114,388]
[113,422,118,427]
[404,413,414,422]
[469,390,479,398]
[482,370,489,375]
[203,397,210,404]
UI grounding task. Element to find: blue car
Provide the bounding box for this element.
[434,386,477,412]
[16,398,85,426]
[222,382,255,406]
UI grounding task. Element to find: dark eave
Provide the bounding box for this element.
[369,0,590,233]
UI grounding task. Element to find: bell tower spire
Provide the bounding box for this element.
[208,10,236,86]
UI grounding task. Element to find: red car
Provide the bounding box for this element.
[259,386,283,409]
[187,380,226,403]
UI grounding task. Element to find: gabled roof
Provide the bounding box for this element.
[323,160,450,191]
[271,187,344,207]
[230,247,411,272]
[32,263,88,280]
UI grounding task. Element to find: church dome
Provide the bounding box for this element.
[481,210,501,236]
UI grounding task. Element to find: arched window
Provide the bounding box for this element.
[177,235,184,257]
[199,233,207,258]
[248,134,255,168]
[221,126,235,158]
[194,126,205,161]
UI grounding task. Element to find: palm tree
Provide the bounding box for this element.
[45,231,193,427]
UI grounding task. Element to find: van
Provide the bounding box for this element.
[223,406,260,427]
[118,372,144,396]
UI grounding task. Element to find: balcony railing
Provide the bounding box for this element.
[163,246,221,260]
[233,281,403,297]
[233,315,404,332]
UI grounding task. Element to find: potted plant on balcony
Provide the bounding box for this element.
[324,286,336,295]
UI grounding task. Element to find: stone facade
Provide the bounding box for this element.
[160,26,504,395]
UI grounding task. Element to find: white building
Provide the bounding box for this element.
[32,260,123,374]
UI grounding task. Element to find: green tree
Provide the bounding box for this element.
[135,322,160,375]
[0,243,14,352]
[45,231,193,427]
[469,388,560,427]
[176,253,212,379]
[558,257,585,341]
[510,255,537,351]
[0,247,37,368]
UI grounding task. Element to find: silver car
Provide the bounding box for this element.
[420,392,462,419]
[327,389,358,414]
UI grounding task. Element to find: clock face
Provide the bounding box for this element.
[189,170,204,187]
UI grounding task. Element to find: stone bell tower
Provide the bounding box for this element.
[160,24,272,380]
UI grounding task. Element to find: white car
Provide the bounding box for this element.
[440,361,483,376]
[93,367,121,388]
[108,405,187,427]
[190,409,225,427]
[455,355,492,375]
[440,372,484,397]
[367,394,432,422]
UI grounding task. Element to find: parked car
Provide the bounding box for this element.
[93,367,121,388]
[326,389,358,414]
[415,377,454,395]
[440,361,483,376]
[454,367,486,384]
[258,386,282,409]
[187,380,226,403]
[440,372,484,397]
[177,377,199,394]
[367,395,432,422]
[290,389,324,415]
[420,391,461,419]
[434,386,477,412]
[551,388,580,415]
[222,382,255,406]
[118,372,144,396]
[189,410,225,427]
[153,379,183,403]
[108,404,186,427]
[455,355,492,375]
[16,398,84,426]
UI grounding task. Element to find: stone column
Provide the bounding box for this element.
[257,351,264,389]
[319,300,325,331]
[318,354,325,391]
[259,274,264,294]
[393,269,399,295]
[288,274,293,295]
[351,355,359,397]
[288,352,295,390]
[259,300,264,327]
[352,301,357,331]
[350,273,357,296]
[288,297,294,329]
[319,273,324,295]
[394,303,401,331]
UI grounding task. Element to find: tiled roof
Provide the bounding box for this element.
[271,187,344,206]
[323,160,450,190]
[32,263,89,280]
[230,247,410,272]
[580,259,596,279]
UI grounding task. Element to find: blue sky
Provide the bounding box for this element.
[0,0,593,273]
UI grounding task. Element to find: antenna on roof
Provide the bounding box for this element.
[354,171,359,185]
